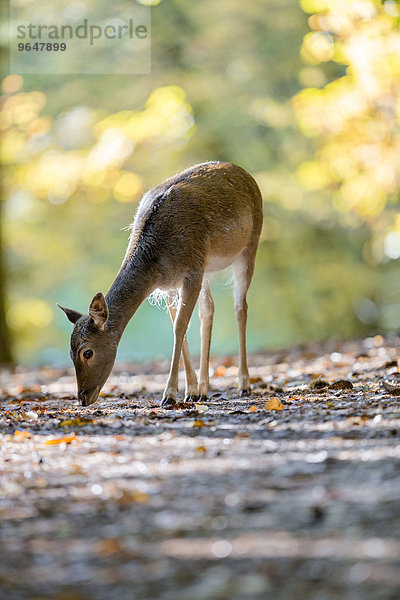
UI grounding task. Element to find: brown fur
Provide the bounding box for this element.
[59,162,263,407]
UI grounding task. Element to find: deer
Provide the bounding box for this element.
[58,161,263,408]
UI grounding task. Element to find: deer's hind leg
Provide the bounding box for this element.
[198,278,214,401]
[232,245,257,396]
[166,296,198,404]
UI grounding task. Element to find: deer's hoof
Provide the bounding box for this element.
[184,394,198,404]
[161,396,176,409]
[198,394,208,402]
[240,389,250,398]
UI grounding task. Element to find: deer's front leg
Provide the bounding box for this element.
[161,275,202,408]
[166,301,198,403]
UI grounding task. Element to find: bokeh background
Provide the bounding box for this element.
[1,0,399,366]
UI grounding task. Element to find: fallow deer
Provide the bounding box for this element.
[58,161,263,407]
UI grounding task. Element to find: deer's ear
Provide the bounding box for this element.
[57,304,83,325]
[89,292,109,329]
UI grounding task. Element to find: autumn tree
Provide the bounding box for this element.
[293,0,400,225]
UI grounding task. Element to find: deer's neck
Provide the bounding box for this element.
[105,251,155,340]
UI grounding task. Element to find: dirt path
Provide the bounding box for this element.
[1,336,400,599]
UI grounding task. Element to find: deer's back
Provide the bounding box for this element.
[126,162,263,282]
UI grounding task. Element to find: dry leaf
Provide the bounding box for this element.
[21,411,38,421]
[59,418,92,427]
[59,419,77,427]
[118,490,149,506]
[196,445,207,454]
[45,433,76,445]
[248,405,259,412]
[214,365,226,377]
[14,429,32,439]
[264,398,284,411]
[193,419,206,428]
[194,403,208,413]
[96,537,123,557]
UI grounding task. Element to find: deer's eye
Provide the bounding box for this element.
[83,349,93,360]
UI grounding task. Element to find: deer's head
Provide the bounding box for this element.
[58,293,117,406]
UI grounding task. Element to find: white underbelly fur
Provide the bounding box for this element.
[205,253,239,273]
[151,254,240,302]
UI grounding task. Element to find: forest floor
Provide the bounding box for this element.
[0,336,400,600]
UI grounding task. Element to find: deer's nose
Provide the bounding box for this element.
[78,388,99,406]
[79,390,88,406]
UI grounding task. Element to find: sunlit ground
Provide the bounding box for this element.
[1,336,399,599]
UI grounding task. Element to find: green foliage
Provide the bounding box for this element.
[294,0,400,222]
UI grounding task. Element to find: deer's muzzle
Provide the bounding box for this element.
[79,387,100,407]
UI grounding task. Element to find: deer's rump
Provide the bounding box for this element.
[126,162,262,280]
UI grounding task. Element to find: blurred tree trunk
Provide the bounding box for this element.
[0,191,13,365]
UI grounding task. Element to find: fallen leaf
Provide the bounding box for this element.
[214,365,226,377]
[14,429,32,439]
[45,433,76,445]
[248,405,259,412]
[264,398,284,411]
[194,403,208,413]
[118,490,149,505]
[193,419,206,428]
[96,537,123,557]
[250,377,263,384]
[196,445,207,454]
[21,411,38,421]
[59,418,93,427]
